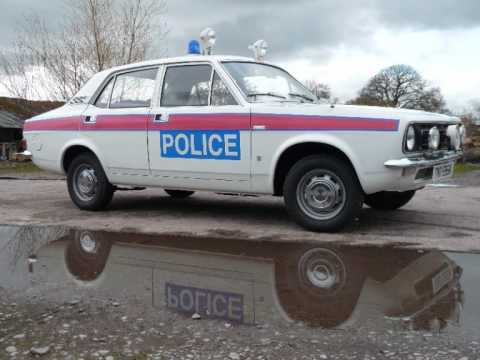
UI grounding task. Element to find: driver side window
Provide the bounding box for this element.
[161,65,212,107]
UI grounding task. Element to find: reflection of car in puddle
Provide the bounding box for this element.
[31,230,463,330]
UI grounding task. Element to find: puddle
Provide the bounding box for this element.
[0,225,475,335]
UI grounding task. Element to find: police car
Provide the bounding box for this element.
[23,29,465,232]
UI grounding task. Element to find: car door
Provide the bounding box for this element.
[81,67,158,185]
[148,62,251,192]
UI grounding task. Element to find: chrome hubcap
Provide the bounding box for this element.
[296,170,346,220]
[79,232,98,254]
[298,248,346,293]
[307,263,336,289]
[73,165,98,201]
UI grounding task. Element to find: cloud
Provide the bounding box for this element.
[163,0,480,60]
[373,0,480,30]
[1,0,479,108]
[0,0,65,48]
[164,0,378,60]
[282,26,480,111]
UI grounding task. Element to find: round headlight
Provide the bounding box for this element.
[447,124,461,150]
[459,124,466,145]
[428,126,440,150]
[406,125,416,151]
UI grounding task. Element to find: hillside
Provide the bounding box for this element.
[0,97,64,121]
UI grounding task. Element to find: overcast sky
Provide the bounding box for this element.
[1,0,479,111]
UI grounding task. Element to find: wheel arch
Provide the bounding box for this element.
[271,137,365,196]
[60,140,107,175]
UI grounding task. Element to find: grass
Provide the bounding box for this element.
[455,162,480,175]
[0,161,42,174]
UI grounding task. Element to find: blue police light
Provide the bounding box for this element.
[188,40,201,55]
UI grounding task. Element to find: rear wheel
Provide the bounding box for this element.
[365,190,416,210]
[283,155,363,232]
[65,230,113,281]
[164,189,195,198]
[67,153,114,210]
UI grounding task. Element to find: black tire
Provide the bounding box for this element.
[365,190,415,210]
[164,189,195,198]
[67,153,114,211]
[283,155,363,232]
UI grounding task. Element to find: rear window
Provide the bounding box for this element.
[68,71,110,104]
[94,78,114,108]
[109,68,158,109]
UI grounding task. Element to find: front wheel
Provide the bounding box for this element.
[67,153,114,211]
[283,155,363,232]
[274,247,366,327]
[164,189,195,198]
[364,190,416,210]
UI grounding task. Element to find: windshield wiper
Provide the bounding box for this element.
[288,93,315,103]
[247,92,287,100]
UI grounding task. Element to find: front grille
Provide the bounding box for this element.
[414,123,451,152]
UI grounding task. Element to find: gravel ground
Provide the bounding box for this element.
[1,171,480,251]
[1,171,480,359]
[1,294,478,360]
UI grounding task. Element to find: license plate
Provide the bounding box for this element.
[433,162,454,181]
[432,267,453,294]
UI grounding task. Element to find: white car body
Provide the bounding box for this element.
[23,55,463,230]
[24,55,463,194]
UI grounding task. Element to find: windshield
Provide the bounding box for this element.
[222,61,317,103]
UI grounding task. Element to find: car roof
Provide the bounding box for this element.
[69,55,275,104]
[108,55,257,73]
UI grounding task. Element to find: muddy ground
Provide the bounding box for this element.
[1,171,480,359]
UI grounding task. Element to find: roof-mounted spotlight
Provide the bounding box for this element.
[248,40,268,62]
[200,28,216,55]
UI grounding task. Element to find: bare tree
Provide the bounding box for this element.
[0,0,167,101]
[304,80,331,101]
[349,64,448,113]
[0,42,38,100]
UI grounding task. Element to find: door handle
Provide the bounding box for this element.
[83,115,96,124]
[154,113,169,123]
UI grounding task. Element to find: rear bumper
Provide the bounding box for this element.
[384,151,463,169]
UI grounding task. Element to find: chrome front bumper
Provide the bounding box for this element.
[384,151,463,169]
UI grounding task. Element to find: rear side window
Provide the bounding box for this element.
[161,65,212,107]
[110,68,158,109]
[95,78,114,108]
